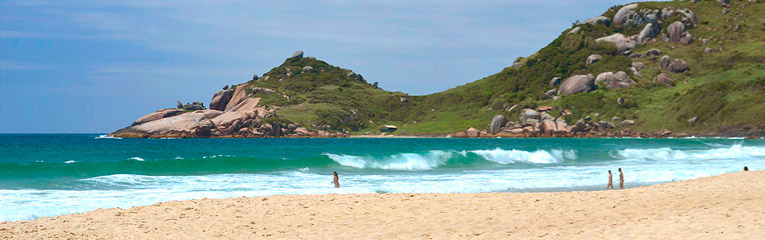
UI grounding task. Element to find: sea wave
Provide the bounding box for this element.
[324,151,454,170]
[616,144,765,161]
[325,148,576,170]
[469,148,575,164]
[94,135,121,139]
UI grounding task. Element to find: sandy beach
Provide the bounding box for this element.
[2,171,763,239]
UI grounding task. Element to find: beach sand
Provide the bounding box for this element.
[2,171,763,239]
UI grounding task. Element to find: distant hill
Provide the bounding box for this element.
[112,0,765,138]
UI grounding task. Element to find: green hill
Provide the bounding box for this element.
[117,0,765,137]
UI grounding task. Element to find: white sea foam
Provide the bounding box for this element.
[616,144,765,161]
[64,160,76,164]
[94,135,121,139]
[470,148,575,164]
[128,157,145,161]
[324,150,453,170]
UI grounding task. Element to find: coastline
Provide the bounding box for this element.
[2,171,762,239]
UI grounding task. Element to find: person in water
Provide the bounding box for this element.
[607,170,614,189]
[618,168,624,189]
[332,171,340,188]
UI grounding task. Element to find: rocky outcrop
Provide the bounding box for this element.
[559,74,596,96]
[646,48,662,56]
[586,54,601,65]
[490,115,507,134]
[596,34,636,53]
[595,71,635,89]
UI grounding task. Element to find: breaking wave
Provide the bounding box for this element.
[616,144,765,161]
[325,148,577,170]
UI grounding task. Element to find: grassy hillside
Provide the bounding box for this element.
[238,0,764,136]
[393,0,765,135]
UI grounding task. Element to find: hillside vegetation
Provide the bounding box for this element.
[220,0,765,136]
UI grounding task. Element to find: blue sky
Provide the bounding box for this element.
[1,0,639,133]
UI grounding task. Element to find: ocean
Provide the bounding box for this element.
[1,134,763,222]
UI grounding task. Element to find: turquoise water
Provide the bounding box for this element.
[1,134,764,221]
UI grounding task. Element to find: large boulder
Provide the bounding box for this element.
[466,127,480,138]
[209,88,235,111]
[637,23,661,43]
[490,115,507,134]
[559,74,596,96]
[613,4,639,25]
[585,16,611,26]
[668,59,690,73]
[549,77,562,87]
[646,48,662,56]
[654,73,675,84]
[595,71,635,89]
[519,109,541,126]
[132,109,184,126]
[291,50,304,60]
[667,21,684,42]
[586,54,602,65]
[596,34,637,54]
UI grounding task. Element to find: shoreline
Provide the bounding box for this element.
[2,171,762,239]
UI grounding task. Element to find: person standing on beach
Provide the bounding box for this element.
[618,168,624,189]
[607,170,614,189]
[332,171,340,188]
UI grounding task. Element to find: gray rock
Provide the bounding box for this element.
[549,77,562,87]
[545,89,558,96]
[184,102,206,111]
[559,74,596,96]
[667,21,684,42]
[568,26,581,34]
[654,73,675,83]
[618,97,624,105]
[659,55,672,69]
[585,16,611,26]
[632,62,646,70]
[291,50,304,60]
[612,117,620,122]
[613,4,639,25]
[540,112,554,122]
[177,101,183,109]
[596,33,637,54]
[252,74,259,81]
[668,59,690,73]
[586,54,602,65]
[705,47,713,54]
[621,120,635,126]
[519,109,541,126]
[490,115,507,134]
[595,71,635,89]
[302,66,313,72]
[646,48,662,56]
[552,96,561,101]
[688,116,699,123]
[637,23,661,43]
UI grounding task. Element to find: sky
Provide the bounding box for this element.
[0,0,640,133]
